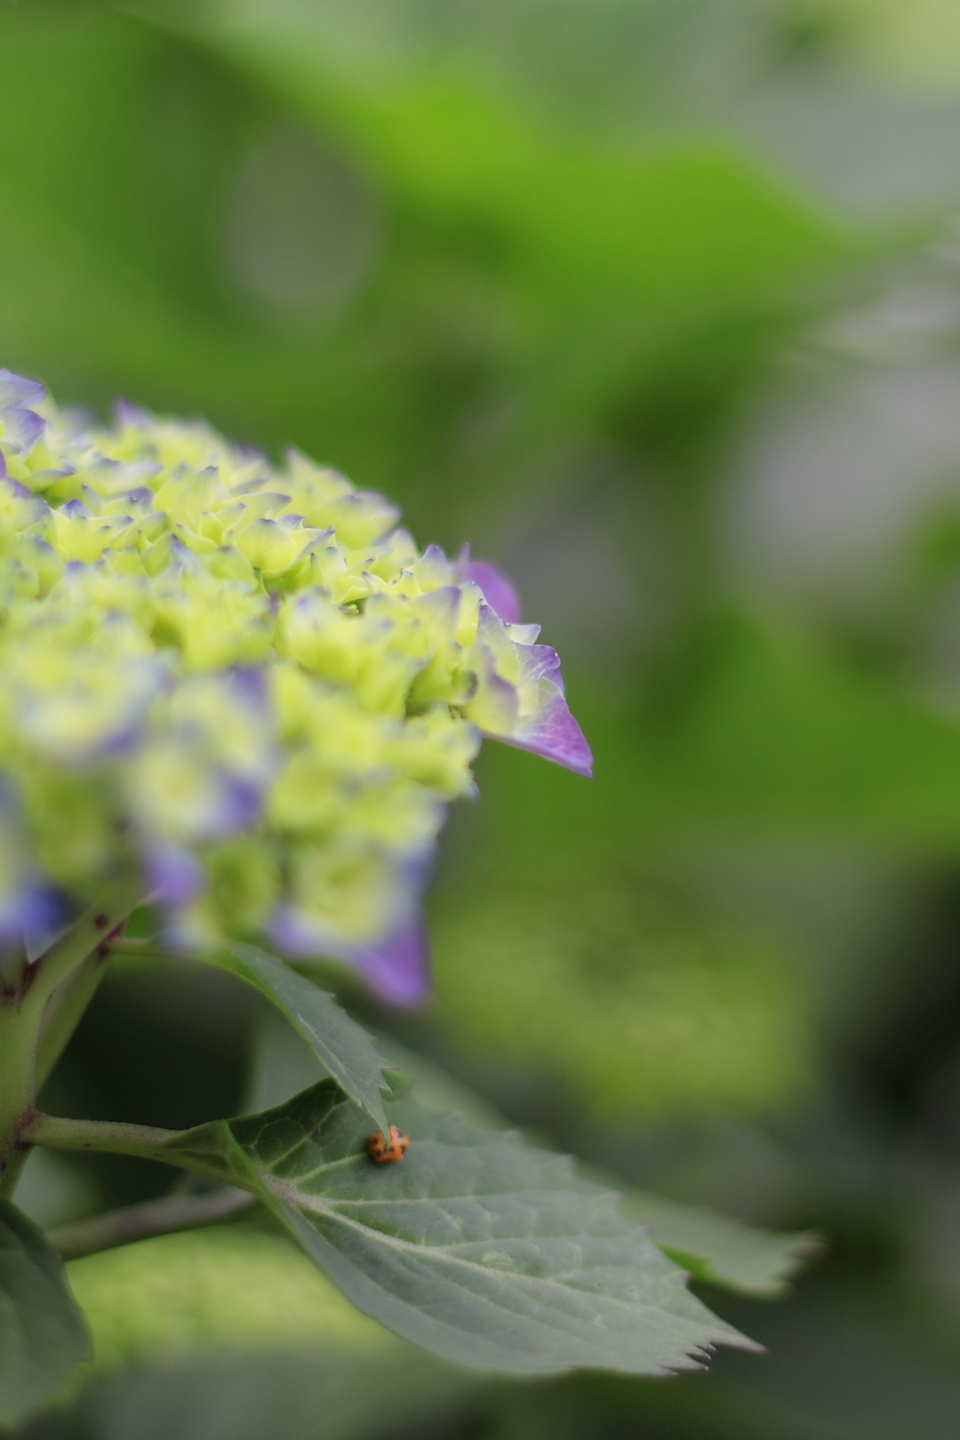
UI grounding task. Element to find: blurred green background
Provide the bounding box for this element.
[10,0,960,1435]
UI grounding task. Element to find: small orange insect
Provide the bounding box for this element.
[366,1126,409,1163]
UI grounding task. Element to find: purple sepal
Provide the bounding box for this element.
[1,404,45,456]
[465,559,522,624]
[215,773,263,834]
[0,370,45,409]
[230,665,269,712]
[0,882,62,949]
[24,894,72,965]
[116,486,155,509]
[510,644,593,777]
[114,398,153,427]
[0,475,34,502]
[270,906,432,1008]
[146,845,205,905]
[352,915,431,1006]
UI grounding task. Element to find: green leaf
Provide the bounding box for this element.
[0,1198,91,1427]
[67,1226,399,1368]
[250,1018,819,1299]
[217,944,396,1136]
[66,1228,476,1440]
[624,1191,819,1297]
[158,1082,758,1375]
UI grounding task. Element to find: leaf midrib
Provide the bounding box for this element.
[265,1173,710,1327]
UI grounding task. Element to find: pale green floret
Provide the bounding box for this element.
[0,387,585,976]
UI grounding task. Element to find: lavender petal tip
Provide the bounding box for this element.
[354,915,432,1007]
[466,559,522,624]
[146,846,205,906]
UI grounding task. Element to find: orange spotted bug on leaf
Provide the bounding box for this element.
[366,1126,409,1163]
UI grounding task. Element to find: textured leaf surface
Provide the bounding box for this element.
[220,945,395,1134]
[0,1198,91,1427]
[361,1045,817,1294]
[625,1192,818,1296]
[251,1017,816,1298]
[161,1082,757,1375]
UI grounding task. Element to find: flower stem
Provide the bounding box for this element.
[0,878,145,1197]
[27,1113,241,1189]
[49,1187,255,1261]
[29,1113,184,1158]
[31,878,145,1018]
[0,1006,41,1197]
[35,952,112,1092]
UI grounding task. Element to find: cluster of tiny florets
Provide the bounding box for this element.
[0,371,590,1001]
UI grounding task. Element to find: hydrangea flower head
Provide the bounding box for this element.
[0,369,591,1001]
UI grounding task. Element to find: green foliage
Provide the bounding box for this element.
[625,1190,817,1295]
[0,1199,90,1428]
[431,864,812,1117]
[251,1018,814,1297]
[67,1226,392,1367]
[128,1081,756,1374]
[638,611,960,840]
[218,947,397,1135]
[0,0,855,548]
[5,1,960,1437]
[64,1229,469,1440]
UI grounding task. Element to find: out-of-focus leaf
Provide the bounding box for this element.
[217,945,395,1136]
[178,0,847,306]
[0,0,866,562]
[67,1226,393,1367]
[14,1149,101,1234]
[461,609,960,867]
[144,2,852,504]
[66,1226,473,1440]
[431,867,812,1119]
[0,1198,91,1428]
[74,1348,471,1440]
[144,1081,757,1375]
[624,1191,818,1296]
[643,610,960,841]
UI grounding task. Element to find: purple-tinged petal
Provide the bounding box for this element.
[115,486,155,509]
[269,906,331,958]
[146,845,205,905]
[463,661,520,735]
[28,467,75,484]
[410,543,454,590]
[0,475,34,503]
[0,883,63,950]
[215,773,264,833]
[508,644,593,777]
[114,398,153,427]
[0,370,45,409]
[24,896,72,965]
[1,404,44,455]
[466,559,522,624]
[229,665,270,713]
[509,692,593,776]
[352,915,431,1006]
[270,906,432,1007]
[270,849,437,1007]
